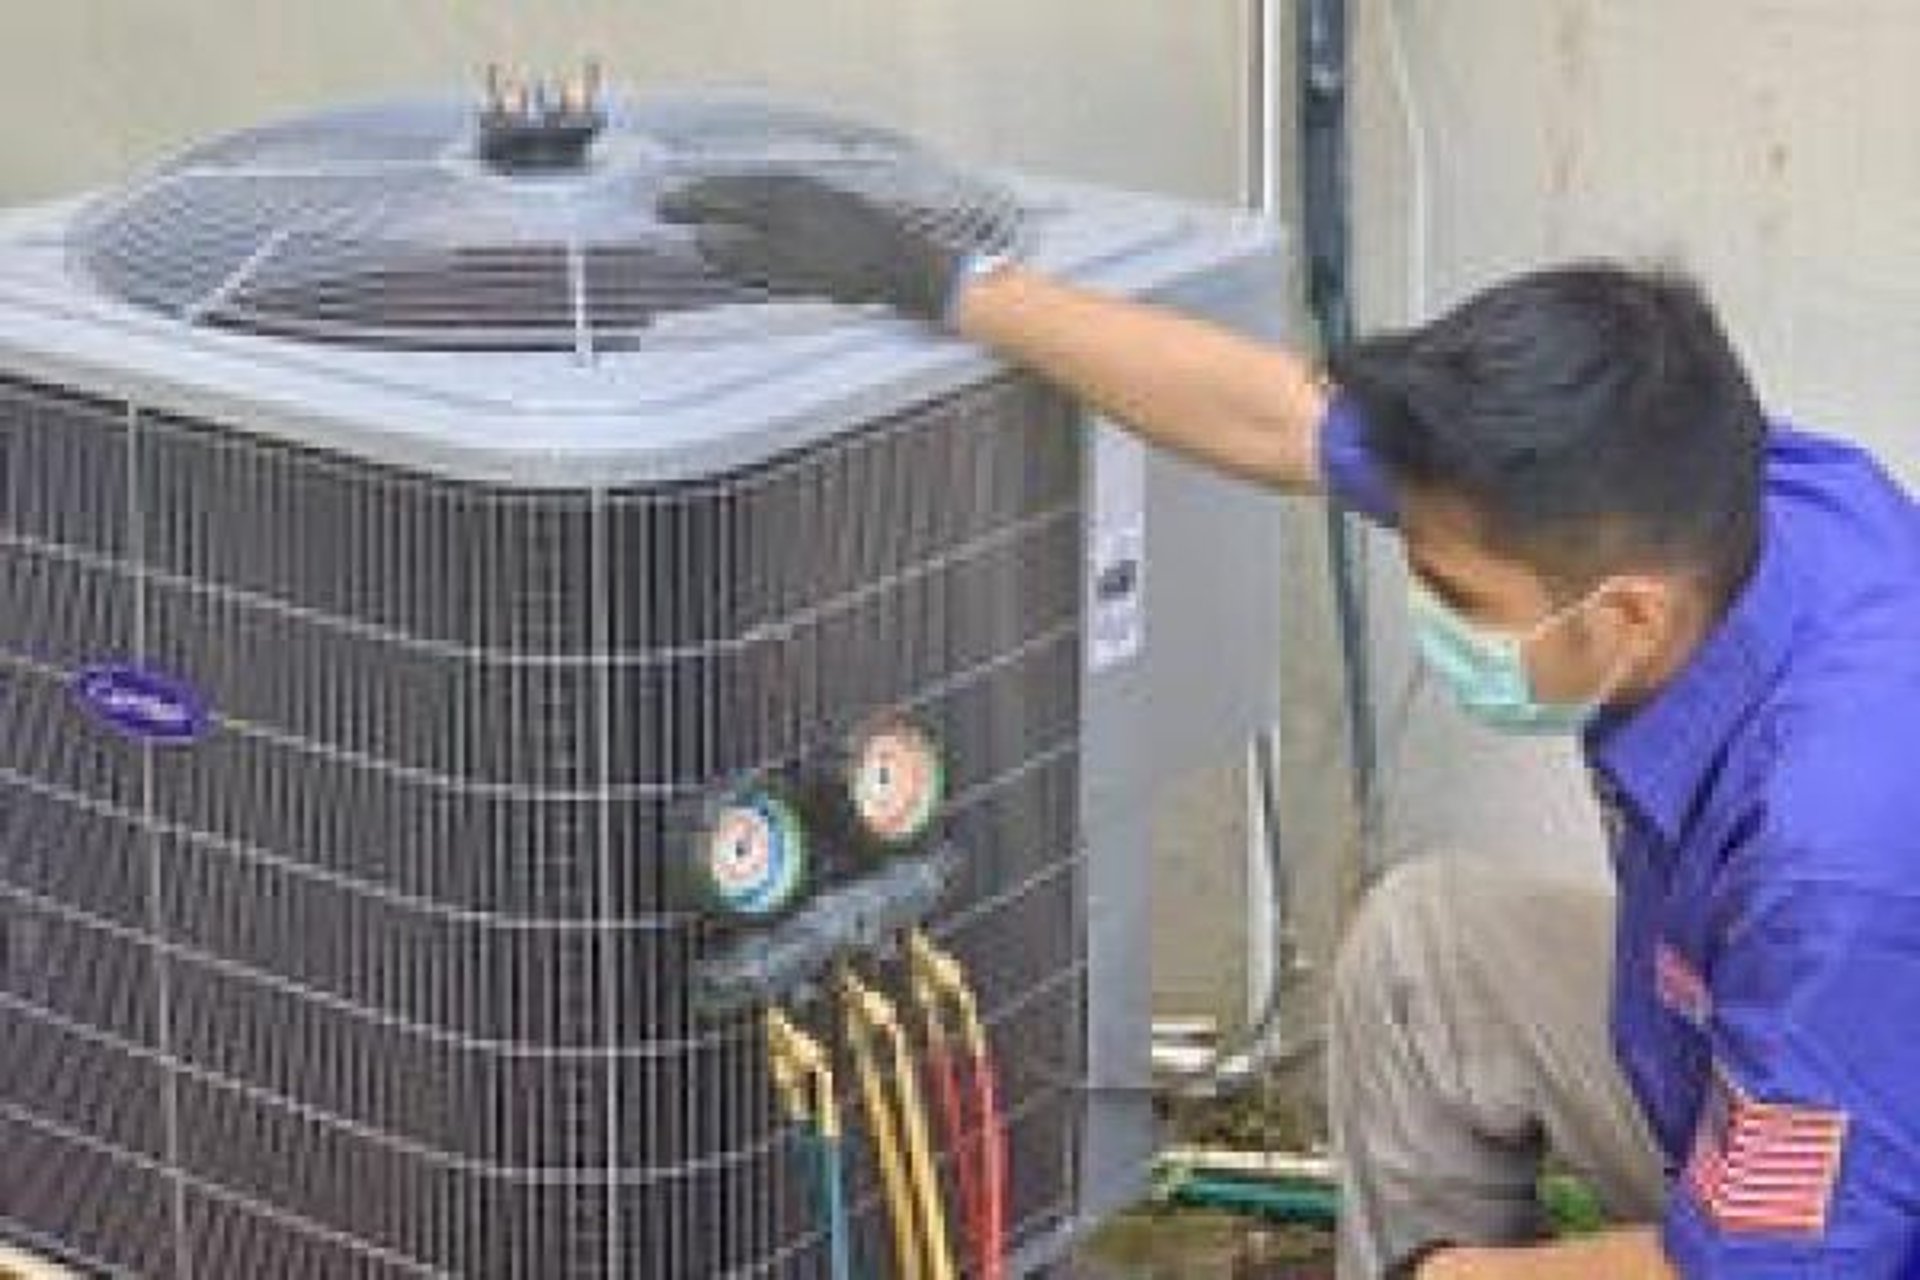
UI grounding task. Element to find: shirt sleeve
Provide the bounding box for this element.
[1317,392,1400,527]
[1662,878,1920,1277]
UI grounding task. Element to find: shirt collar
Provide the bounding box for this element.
[1586,517,1799,844]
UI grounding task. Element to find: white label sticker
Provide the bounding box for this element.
[1088,422,1147,673]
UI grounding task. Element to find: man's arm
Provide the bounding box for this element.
[953,266,1330,492]
[1420,1228,1675,1280]
[657,174,1333,494]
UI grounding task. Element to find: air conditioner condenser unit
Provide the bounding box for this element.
[0,90,1289,1278]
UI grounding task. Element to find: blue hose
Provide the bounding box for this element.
[794,1129,856,1280]
[818,1133,855,1280]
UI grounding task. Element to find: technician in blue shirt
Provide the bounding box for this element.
[665,175,1920,1278]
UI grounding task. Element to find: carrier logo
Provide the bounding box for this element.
[70,663,210,745]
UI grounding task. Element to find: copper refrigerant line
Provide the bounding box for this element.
[477,61,607,174]
[482,60,603,122]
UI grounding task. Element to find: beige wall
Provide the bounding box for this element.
[0,2,1249,204]
[1351,0,1920,471]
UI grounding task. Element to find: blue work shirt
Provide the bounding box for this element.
[1323,398,1920,1275]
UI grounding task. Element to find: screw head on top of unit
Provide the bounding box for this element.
[694,789,810,920]
[844,714,945,850]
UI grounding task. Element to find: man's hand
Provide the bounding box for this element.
[657,172,967,323]
[1412,1230,1675,1280]
[1417,1245,1491,1278]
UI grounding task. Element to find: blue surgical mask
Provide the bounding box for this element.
[1408,578,1624,735]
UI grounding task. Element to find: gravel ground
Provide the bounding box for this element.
[1065,1074,1336,1279]
[1070,1209,1335,1279]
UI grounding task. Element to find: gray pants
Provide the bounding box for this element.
[1328,856,1665,1278]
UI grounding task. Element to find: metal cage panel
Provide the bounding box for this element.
[1,372,1085,1278]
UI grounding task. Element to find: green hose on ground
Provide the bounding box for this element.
[1158,1165,1340,1227]
[1159,1158,1607,1239]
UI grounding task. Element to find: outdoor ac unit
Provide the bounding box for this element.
[0,93,1288,1277]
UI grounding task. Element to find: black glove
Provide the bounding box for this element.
[657,172,968,324]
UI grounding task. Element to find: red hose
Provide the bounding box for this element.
[931,1045,989,1277]
[974,1049,1007,1280]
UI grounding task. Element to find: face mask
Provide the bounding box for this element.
[1408,578,1629,735]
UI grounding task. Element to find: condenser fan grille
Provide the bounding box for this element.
[69,98,1025,353]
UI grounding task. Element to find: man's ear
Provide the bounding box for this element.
[1597,573,1678,655]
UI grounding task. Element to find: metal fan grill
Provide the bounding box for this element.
[69,96,1025,353]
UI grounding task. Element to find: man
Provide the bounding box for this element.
[661,175,1920,1277]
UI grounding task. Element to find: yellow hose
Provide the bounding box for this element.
[907,932,987,1055]
[764,1009,810,1124]
[766,1009,841,1138]
[864,980,957,1280]
[843,975,926,1280]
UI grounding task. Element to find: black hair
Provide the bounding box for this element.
[1329,263,1766,608]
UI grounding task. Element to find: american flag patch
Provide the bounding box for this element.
[1654,942,1711,1026]
[1685,1067,1848,1236]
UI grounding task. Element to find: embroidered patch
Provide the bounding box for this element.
[1654,942,1712,1027]
[1685,1066,1848,1237]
